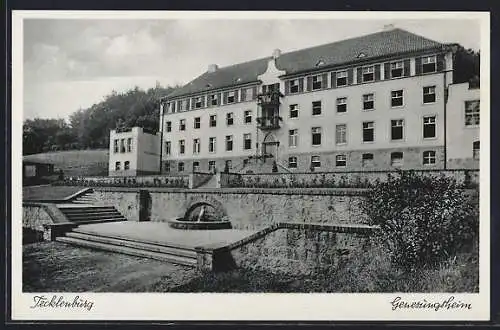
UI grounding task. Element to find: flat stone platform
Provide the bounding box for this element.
[74,221,257,250]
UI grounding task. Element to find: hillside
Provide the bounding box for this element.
[23,149,109,176]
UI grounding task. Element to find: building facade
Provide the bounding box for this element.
[160,27,479,174]
[108,127,161,176]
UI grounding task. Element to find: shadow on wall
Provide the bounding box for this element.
[23,228,44,244]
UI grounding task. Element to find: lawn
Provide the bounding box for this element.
[23,242,197,292]
[23,185,85,201]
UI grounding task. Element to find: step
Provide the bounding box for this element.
[60,207,117,214]
[64,211,122,219]
[69,217,126,224]
[65,232,198,258]
[56,236,197,266]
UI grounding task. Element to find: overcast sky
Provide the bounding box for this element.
[23,17,482,121]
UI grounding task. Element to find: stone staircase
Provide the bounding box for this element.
[55,227,198,266]
[58,206,127,224]
[71,189,100,204]
[237,158,292,174]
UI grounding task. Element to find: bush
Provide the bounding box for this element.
[363,170,478,269]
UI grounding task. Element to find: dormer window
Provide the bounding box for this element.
[227,91,235,104]
[290,79,299,93]
[195,96,203,108]
[316,59,325,67]
[362,66,374,82]
[422,55,437,73]
[336,70,347,87]
[391,61,404,78]
[357,52,366,58]
[312,75,323,90]
[210,94,218,106]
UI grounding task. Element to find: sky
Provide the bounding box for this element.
[22,15,482,121]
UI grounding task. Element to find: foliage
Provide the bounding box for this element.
[23,84,178,155]
[453,46,480,87]
[362,170,479,269]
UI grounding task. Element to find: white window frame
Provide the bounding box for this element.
[362,153,374,167]
[423,150,436,165]
[473,141,480,160]
[312,101,322,116]
[390,119,404,141]
[336,154,347,167]
[288,156,298,168]
[179,119,186,131]
[193,138,200,154]
[195,96,203,108]
[178,162,184,172]
[336,70,348,86]
[465,100,480,127]
[390,61,404,78]
[208,160,216,171]
[209,137,216,153]
[363,93,374,111]
[362,66,375,82]
[227,91,235,104]
[225,135,233,151]
[290,79,299,93]
[362,121,375,143]
[391,90,404,107]
[423,86,436,104]
[209,114,217,127]
[210,94,218,106]
[115,161,121,171]
[165,121,172,132]
[336,97,347,113]
[165,141,171,155]
[289,104,299,118]
[423,116,437,139]
[336,124,347,145]
[244,110,252,124]
[243,133,252,150]
[422,55,437,73]
[194,117,201,129]
[391,152,404,167]
[226,112,234,126]
[289,129,298,148]
[179,140,185,155]
[312,74,323,90]
[311,155,321,168]
[311,127,322,146]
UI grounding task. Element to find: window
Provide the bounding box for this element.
[422,55,436,73]
[208,161,216,172]
[194,117,201,129]
[465,100,480,126]
[423,116,436,138]
[165,141,171,155]
[165,121,172,132]
[391,152,403,167]
[391,90,404,107]
[363,94,374,110]
[391,61,403,78]
[289,104,299,118]
[391,119,404,141]
[210,94,218,106]
[288,156,297,168]
[226,112,234,126]
[225,135,233,151]
[209,137,216,153]
[179,140,185,155]
[193,161,200,172]
[164,162,170,173]
[243,87,254,101]
[289,129,298,147]
[193,138,200,154]
[336,124,347,144]
[124,161,130,170]
[311,155,321,168]
[227,91,235,104]
[225,160,232,171]
[312,75,323,90]
[336,154,347,167]
[209,115,217,127]
[178,162,184,172]
[312,101,322,115]
[178,100,184,112]
[120,139,126,153]
[363,121,374,142]
[179,119,186,131]
[243,133,252,150]
[113,139,119,153]
[336,97,347,113]
[195,96,203,108]
[423,151,436,165]
[244,110,252,124]
[115,161,121,171]
[423,86,436,103]
[290,79,299,93]
[362,153,374,167]
[362,66,374,82]
[311,127,322,146]
[336,70,347,86]
[473,141,480,160]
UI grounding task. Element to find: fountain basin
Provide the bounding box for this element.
[167,218,232,230]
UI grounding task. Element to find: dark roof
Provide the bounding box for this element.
[168,28,448,99]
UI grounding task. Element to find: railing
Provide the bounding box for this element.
[256,116,282,130]
[257,91,282,106]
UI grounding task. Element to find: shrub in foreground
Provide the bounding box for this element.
[363,170,478,269]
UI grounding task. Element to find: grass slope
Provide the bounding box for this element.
[23,186,85,201]
[23,149,109,176]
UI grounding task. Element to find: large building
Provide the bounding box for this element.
[160,26,480,174]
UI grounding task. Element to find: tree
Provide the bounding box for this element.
[453,46,480,86]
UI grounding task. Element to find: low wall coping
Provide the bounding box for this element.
[91,186,371,196]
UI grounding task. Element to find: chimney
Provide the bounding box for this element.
[207,64,218,73]
[272,48,281,59]
[383,24,395,31]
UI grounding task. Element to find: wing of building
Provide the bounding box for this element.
[155,27,479,175]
